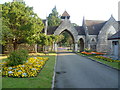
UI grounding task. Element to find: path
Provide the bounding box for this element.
[54,52,119,88]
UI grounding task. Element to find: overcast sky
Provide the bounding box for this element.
[1,0,119,25]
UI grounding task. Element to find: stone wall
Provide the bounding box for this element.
[4,44,36,53]
[97,17,118,53]
[87,35,97,51]
[54,18,78,43]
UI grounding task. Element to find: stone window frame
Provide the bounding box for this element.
[90,37,96,43]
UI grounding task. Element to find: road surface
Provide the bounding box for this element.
[54,52,119,88]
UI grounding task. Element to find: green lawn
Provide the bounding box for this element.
[89,57,119,70]
[77,53,119,70]
[2,55,56,88]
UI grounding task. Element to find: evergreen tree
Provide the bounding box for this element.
[47,6,61,26]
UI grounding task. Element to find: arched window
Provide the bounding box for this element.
[91,38,96,43]
[107,26,116,38]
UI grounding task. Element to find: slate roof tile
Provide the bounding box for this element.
[74,26,85,35]
[47,26,58,35]
[86,20,107,35]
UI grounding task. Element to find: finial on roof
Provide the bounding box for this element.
[111,14,113,18]
[109,14,116,21]
[54,5,56,9]
[83,16,85,20]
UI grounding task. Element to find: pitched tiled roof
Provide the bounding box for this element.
[46,20,107,35]
[74,26,85,35]
[85,20,105,26]
[86,20,107,35]
[47,26,85,35]
[62,11,70,16]
[108,30,120,40]
[47,26,58,35]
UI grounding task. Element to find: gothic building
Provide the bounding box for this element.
[45,11,119,54]
[3,9,119,55]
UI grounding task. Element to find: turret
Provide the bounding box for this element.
[82,16,88,35]
[61,11,70,20]
[82,16,86,26]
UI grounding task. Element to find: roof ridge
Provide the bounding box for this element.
[85,20,106,26]
[85,20,105,22]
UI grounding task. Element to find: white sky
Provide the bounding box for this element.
[0,0,119,25]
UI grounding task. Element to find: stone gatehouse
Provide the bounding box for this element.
[4,11,119,54]
[44,11,119,53]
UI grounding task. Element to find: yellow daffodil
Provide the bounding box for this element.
[2,57,48,78]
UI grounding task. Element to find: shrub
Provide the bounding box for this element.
[84,48,92,52]
[7,49,28,66]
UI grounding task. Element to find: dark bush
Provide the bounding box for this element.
[7,49,28,66]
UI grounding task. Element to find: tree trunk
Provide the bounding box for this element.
[35,44,37,53]
[51,46,53,51]
[2,45,5,54]
[13,42,18,50]
[51,43,54,51]
[42,45,45,52]
[0,44,4,54]
[70,44,72,50]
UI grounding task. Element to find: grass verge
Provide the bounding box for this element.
[2,54,56,88]
[89,57,119,70]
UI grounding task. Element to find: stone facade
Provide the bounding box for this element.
[54,18,78,43]
[47,11,120,53]
[108,31,120,59]
[97,16,118,53]
[4,11,119,53]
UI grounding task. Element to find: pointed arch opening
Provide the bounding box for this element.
[57,29,75,52]
[78,38,84,52]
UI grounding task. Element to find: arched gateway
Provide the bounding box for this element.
[53,11,79,52]
[49,11,86,52]
[45,11,118,53]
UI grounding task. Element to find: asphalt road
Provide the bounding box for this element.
[54,52,119,88]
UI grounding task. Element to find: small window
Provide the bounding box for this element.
[114,42,117,45]
[91,38,96,42]
[92,39,95,41]
[113,41,118,45]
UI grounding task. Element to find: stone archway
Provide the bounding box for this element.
[54,18,78,52]
[79,38,84,52]
[54,29,77,52]
[59,29,75,50]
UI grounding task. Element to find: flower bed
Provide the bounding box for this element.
[81,51,105,55]
[94,56,120,62]
[1,57,48,78]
